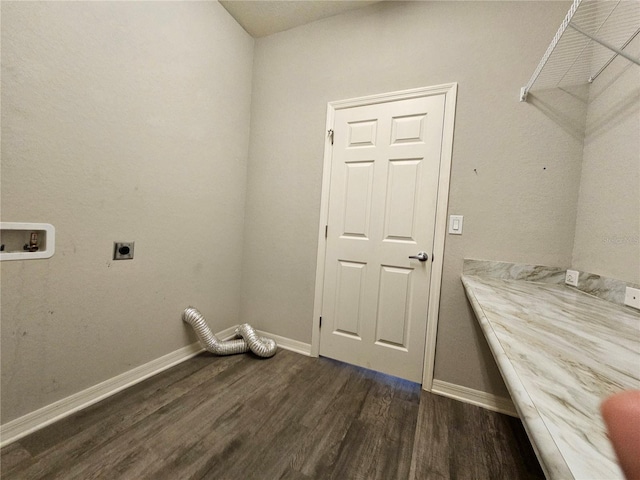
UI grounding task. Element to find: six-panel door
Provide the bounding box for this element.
[319,94,446,383]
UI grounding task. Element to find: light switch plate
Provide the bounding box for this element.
[448,215,463,235]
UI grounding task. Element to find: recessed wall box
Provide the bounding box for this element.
[0,222,55,261]
[113,242,134,260]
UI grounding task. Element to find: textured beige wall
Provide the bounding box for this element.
[240,1,583,396]
[572,37,640,284]
[6,0,619,426]
[1,1,254,423]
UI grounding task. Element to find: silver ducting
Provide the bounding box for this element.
[183,307,249,355]
[236,323,277,358]
[182,307,277,358]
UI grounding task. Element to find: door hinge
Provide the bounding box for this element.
[325,225,328,238]
[319,316,322,328]
[328,129,334,145]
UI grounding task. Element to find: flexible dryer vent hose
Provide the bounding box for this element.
[182,307,277,358]
[236,323,277,358]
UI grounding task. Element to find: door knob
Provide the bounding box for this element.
[409,252,429,262]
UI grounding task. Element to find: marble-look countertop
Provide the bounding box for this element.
[462,274,640,480]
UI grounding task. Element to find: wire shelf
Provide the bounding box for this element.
[520,0,640,101]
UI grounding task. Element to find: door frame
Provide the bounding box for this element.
[310,84,458,391]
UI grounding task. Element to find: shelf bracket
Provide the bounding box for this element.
[519,0,583,102]
[519,0,640,102]
[589,27,640,83]
[569,22,640,69]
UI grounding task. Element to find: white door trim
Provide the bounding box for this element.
[310,83,458,391]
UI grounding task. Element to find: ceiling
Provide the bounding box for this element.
[219,1,383,38]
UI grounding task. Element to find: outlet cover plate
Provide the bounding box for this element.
[565,269,579,287]
[624,287,640,309]
[113,242,134,260]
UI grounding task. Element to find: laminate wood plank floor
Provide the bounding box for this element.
[1,350,544,479]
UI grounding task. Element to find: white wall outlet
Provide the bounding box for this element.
[624,287,640,310]
[565,269,579,287]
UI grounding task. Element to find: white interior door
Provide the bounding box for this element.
[319,94,446,383]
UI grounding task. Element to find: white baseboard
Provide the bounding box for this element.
[256,330,312,356]
[0,342,204,447]
[431,379,518,417]
[0,325,238,448]
[0,327,310,447]
[2,330,506,449]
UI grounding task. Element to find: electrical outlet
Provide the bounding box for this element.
[624,287,640,310]
[565,269,579,287]
[113,242,134,260]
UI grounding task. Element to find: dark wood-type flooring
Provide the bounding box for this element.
[1,349,544,479]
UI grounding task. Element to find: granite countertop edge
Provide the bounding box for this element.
[461,275,574,480]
